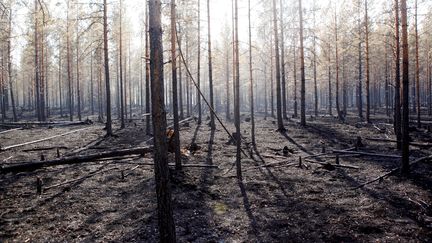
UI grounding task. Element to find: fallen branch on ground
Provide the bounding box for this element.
[332,150,401,159]
[0,128,22,134]
[366,138,432,148]
[0,147,153,174]
[0,120,92,128]
[353,155,432,189]
[0,127,93,152]
[23,146,68,152]
[304,159,360,169]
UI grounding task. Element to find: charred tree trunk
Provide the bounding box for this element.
[299,0,306,126]
[207,0,215,130]
[119,0,125,128]
[149,0,177,240]
[394,0,402,149]
[272,0,285,131]
[400,0,410,174]
[280,0,287,119]
[248,0,255,144]
[171,0,182,170]
[234,0,242,180]
[365,0,371,123]
[415,0,421,128]
[145,5,151,135]
[197,0,202,124]
[103,0,112,136]
[7,8,17,122]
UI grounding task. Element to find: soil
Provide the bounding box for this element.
[1,113,431,242]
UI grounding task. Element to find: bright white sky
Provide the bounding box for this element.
[10,0,431,67]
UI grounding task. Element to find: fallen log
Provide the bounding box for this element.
[0,127,93,152]
[304,159,360,169]
[353,155,432,189]
[366,138,432,148]
[303,147,356,160]
[0,128,22,134]
[23,146,68,152]
[0,120,92,128]
[332,150,401,159]
[0,147,153,174]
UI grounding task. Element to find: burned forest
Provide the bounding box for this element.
[1,0,432,242]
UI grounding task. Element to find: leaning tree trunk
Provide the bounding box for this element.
[400,0,410,174]
[149,0,177,240]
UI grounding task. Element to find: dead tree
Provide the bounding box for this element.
[145,5,151,135]
[365,0,371,123]
[299,0,306,126]
[197,0,202,124]
[415,0,420,128]
[171,0,181,170]
[119,0,125,129]
[313,0,318,117]
[272,0,285,131]
[67,0,73,121]
[357,0,363,119]
[7,5,17,122]
[149,0,176,240]
[234,0,242,180]
[335,10,343,122]
[103,0,112,136]
[248,0,255,144]
[394,0,402,149]
[207,0,215,130]
[400,0,410,174]
[280,0,287,119]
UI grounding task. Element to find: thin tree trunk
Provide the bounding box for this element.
[145,4,151,135]
[76,15,81,122]
[415,0,421,128]
[358,0,363,119]
[119,0,125,128]
[66,0,73,121]
[394,0,402,149]
[234,0,242,180]
[171,0,182,170]
[207,0,215,130]
[7,7,17,122]
[400,0,410,174]
[197,0,202,124]
[335,11,343,121]
[299,0,306,126]
[280,0,287,119]
[103,0,112,136]
[365,0,371,123]
[248,0,255,144]
[313,0,318,117]
[328,44,333,116]
[149,0,177,240]
[272,0,285,131]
